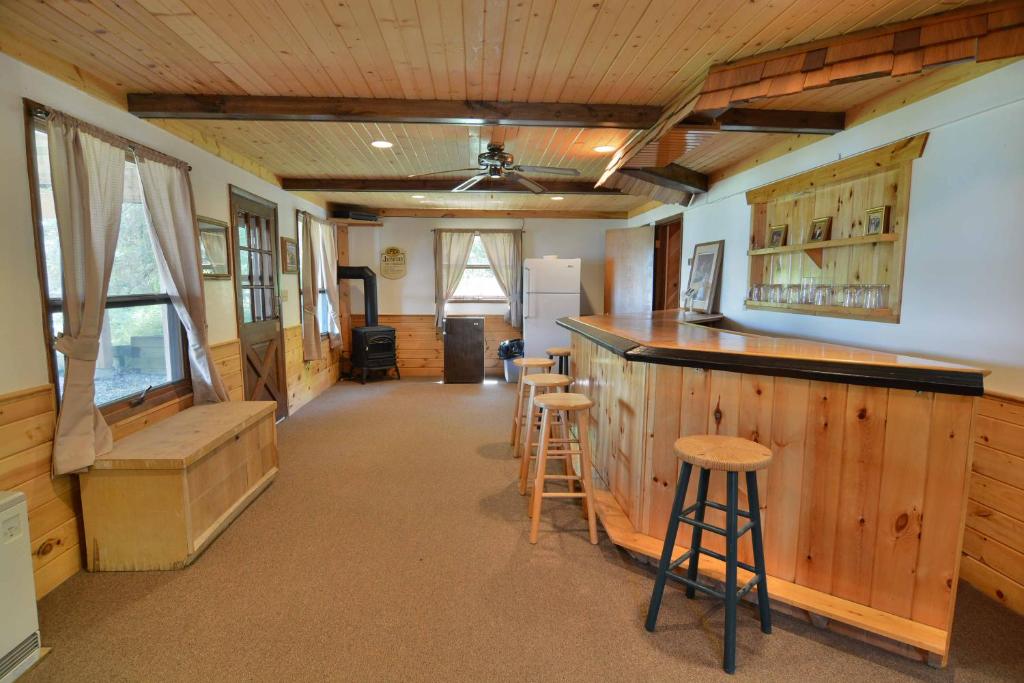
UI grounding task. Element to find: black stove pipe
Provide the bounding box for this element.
[337,265,379,327]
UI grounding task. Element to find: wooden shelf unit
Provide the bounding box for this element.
[745,135,926,323]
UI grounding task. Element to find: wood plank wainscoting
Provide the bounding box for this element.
[0,338,245,599]
[284,325,342,414]
[962,392,1024,615]
[571,334,977,665]
[352,314,520,378]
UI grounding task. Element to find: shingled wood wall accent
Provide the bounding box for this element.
[694,3,1024,113]
[962,393,1024,615]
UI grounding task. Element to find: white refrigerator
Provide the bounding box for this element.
[522,257,581,359]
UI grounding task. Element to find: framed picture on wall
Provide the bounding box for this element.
[865,205,890,235]
[685,240,725,313]
[280,236,298,273]
[198,216,231,280]
[808,216,832,242]
[766,224,787,248]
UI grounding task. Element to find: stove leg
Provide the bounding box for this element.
[361,368,367,385]
[394,366,401,380]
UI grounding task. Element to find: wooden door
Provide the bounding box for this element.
[604,226,654,314]
[231,187,287,420]
[653,218,683,310]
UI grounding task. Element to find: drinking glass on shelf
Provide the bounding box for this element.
[863,285,880,309]
[813,285,831,307]
[748,285,761,302]
[843,285,864,308]
[786,284,801,304]
[801,277,818,304]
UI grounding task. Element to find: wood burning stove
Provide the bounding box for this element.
[337,266,399,383]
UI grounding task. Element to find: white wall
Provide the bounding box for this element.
[0,53,325,395]
[347,217,614,317]
[629,62,1024,396]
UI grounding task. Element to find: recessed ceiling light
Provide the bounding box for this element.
[411,194,425,199]
[550,196,564,201]
[593,145,616,153]
[371,140,393,149]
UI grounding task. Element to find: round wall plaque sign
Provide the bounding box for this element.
[380,246,407,279]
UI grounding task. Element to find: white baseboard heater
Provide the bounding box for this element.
[0,492,41,682]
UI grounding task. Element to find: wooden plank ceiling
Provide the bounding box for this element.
[0,0,1007,214]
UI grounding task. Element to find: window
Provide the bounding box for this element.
[29,121,189,413]
[451,235,506,301]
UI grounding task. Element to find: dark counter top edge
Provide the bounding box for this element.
[557,317,984,396]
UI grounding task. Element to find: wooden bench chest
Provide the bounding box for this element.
[80,401,278,571]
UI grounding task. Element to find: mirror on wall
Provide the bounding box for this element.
[198,216,232,280]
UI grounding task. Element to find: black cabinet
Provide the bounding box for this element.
[444,316,485,383]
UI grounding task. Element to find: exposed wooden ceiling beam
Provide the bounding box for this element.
[372,208,631,219]
[126,94,660,129]
[617,164,708,195]
[280,178,622,194]
[712,109,845,134]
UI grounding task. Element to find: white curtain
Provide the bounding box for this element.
[433,231,474,329]
[298,212,322,361]
[48,113,126,475]
[315,217,343,350]
[479,231,523,328]
[136,156,228,405]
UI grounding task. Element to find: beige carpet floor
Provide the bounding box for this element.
[26,378,1024,681]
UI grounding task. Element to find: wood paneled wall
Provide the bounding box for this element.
[283,326,341,414]
[962,393,1024,615]
[0,338,245,599]
[352,314,520,378]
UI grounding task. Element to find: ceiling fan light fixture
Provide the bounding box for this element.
[371,140,393,149]
[593,145,616,153]
[411,194,425,199]
[550,196,564,201]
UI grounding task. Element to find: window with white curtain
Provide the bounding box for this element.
[451,235,507,302]
[29,123,188,411]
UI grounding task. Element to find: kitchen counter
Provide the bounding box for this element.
[562,308,981,665]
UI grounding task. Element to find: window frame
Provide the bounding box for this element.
[449,234,508,304]
[24,100,192,421]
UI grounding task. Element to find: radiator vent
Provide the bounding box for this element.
[0,631,40,680]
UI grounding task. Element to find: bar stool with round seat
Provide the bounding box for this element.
[516,374,573,464]
[545,346,572,375]
[509,357,555,453]
[527,392,598,545]
[645,435,773,675]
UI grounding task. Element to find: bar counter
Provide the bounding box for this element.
[557,309,985,666]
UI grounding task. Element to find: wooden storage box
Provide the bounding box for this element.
[80,401,278,571]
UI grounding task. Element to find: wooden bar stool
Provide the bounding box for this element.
[527,392,598,545]
[509,357,555,454]
[645,435,772,675]
[545,346,572,375]
[518,373,573,490]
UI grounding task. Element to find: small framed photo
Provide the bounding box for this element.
[808,216,832,242]
[198,216,231,280]
[766,224,788,248]
[280,236,298,273]
[865,205,890,235]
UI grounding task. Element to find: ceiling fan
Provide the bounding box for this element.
[408,143,580,193]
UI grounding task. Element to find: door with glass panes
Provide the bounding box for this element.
[230,187,287,420]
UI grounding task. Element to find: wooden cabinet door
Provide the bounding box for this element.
[230,187,287,420]
[604,226,654,314]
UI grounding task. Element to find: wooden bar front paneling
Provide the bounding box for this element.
[569,332,977,664]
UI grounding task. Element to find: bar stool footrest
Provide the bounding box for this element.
[665,571,726,600]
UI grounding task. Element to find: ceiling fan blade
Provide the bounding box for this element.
[407,167,480,178]
[507,172,546,194]
[452,173,489,192]
[514,165,580,176]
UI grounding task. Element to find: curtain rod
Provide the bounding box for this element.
[26,99,193,172]
[430,228,525,233]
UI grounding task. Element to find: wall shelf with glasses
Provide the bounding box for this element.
[743,300,897,322]
[745,134,926,324]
